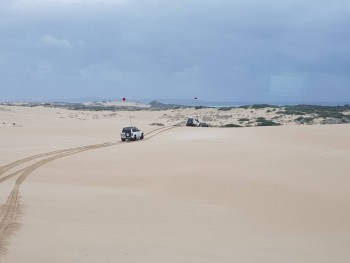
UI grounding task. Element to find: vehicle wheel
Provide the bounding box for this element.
[126,132,131,139]
[140,134,144,140]
[134,135,137,141]
[121,138,126,142]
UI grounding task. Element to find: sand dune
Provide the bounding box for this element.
[1,106,350,262]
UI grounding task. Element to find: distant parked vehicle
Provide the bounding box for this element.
[121,127,144,141]
[199,122,209,127]
[186,117,200,127]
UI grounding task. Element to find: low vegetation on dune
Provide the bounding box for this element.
[2,102,350,128]
[217,107,233,111]
[255,117,281,126]
[214,104,350,127]
[221,123,242,127]
[194,106,210,110]
[294,116,315,124]
[239,104,279,109]
[277,104,350,117]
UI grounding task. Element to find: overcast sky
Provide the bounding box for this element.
[1,0,350,102]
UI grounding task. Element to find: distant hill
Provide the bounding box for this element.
[148,100,188,109]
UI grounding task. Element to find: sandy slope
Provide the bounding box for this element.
[1,106,350,262]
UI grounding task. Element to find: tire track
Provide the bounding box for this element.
[0,142,118,250]
[0,143,115,178]
[145,126,177,140]
[0,125,173,178]
[0,125,177,255]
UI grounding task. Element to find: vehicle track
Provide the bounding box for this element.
[0,125,177,255]
[145,126,177,140]
[0,125,174,180]
[0,142,114,179]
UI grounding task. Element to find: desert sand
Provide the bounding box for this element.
[1,105,350,262]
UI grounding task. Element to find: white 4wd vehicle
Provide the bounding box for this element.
[186,117,200,127]
[121,127,144,141]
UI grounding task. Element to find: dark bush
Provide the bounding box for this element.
[221,123,242,127]
[256,117,267,122]
[295,117,314,124]
[238,105,251,109]
[218,107,233,111]
[194,106,207,110]
[256,117,281,126]
[279,104,350,119]
[277,110,306,115]
[250,104,279,109]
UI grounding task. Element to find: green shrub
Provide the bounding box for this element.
[194,106,207,110]
[221,123,242,127]
[250,104,279,109]
[218,107,233,111]
[238,104,279,109]
[238,118,250,121]
[277,110,306,115]
[256,117,267,122]
[318,112,348,118]
[280,104,350,119]
[256,117,281,126]
[238,105,250,109]
[295,117,314,123]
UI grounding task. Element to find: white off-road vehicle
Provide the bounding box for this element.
[186,117,200,127]
[121,127,144,141]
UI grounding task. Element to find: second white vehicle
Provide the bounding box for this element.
[186,117,200,127]
[121,127,144,141]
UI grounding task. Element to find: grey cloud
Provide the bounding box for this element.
[42,35,72,48]
[1,0,350,101]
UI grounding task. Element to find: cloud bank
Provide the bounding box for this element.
[1,0,350,102]
[42,35,72,48]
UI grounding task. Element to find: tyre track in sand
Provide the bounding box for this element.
[0,125,177,255]
[0,125,175,181]
[0,142,118,255]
